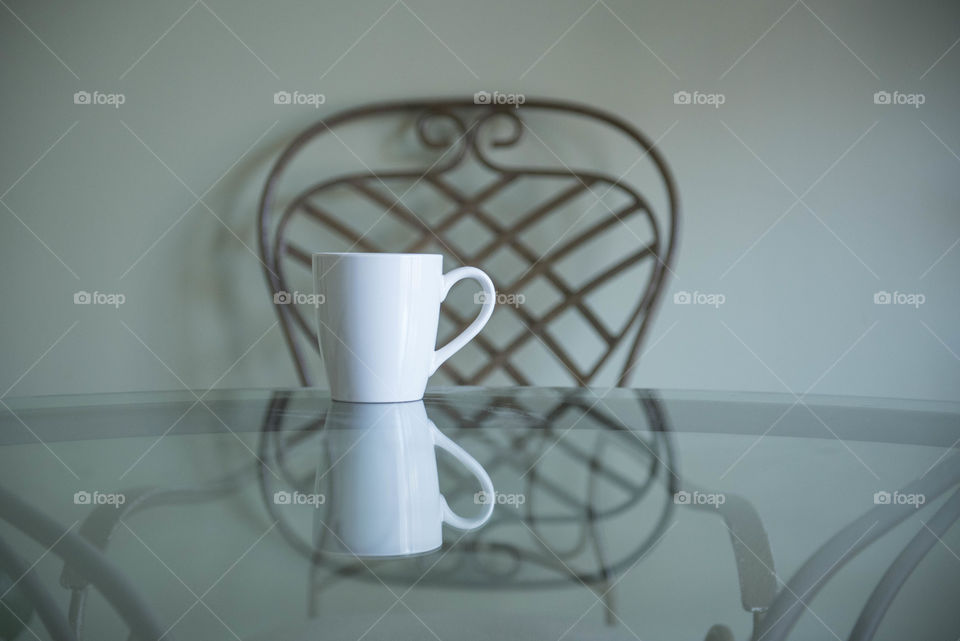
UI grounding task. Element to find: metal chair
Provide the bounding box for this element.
[257,98,679,387]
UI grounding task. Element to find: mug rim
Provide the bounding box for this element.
[312,251,442,258]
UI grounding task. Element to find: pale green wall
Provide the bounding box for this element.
[1,0,958,400]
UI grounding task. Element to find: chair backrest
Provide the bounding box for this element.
[258,98,678,387]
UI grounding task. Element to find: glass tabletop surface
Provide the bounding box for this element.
[0,387,958,641]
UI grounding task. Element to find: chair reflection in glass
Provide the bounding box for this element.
[259,389,778,641]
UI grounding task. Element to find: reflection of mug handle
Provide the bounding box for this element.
[432,426,495,530]
[430,267,496,375]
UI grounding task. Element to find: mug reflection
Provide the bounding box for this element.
[272,401,495,559]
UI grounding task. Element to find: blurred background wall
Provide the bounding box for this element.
[1,0,958,400]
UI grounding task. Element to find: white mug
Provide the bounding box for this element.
[313,252,496,402]
[320,401,495,557]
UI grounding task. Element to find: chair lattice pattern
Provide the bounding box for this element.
[259,100,678,387]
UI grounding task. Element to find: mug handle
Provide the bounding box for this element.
[431,267,496,375]
[432,426,495,530]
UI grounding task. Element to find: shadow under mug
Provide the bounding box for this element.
[313,252,496,403]
[320,401,495,557]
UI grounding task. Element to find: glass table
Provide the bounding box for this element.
[0,387,958,641]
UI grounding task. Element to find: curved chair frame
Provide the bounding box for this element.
[257,98,679,387]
